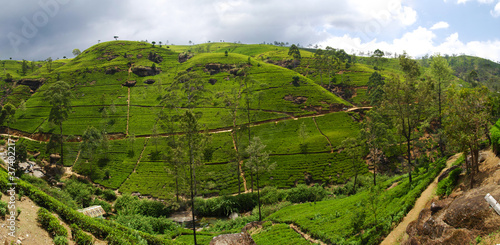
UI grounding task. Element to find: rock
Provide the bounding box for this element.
[210,232,256,245]
[229,212,238,220]
[122,81,137,87]
[178,53,193,63]
[17,78,45,91]
[479,152,487,163]
[437,165,460,182]
[132,66,161,77]
[49,154,60,164]
[105,67,121,75]
[284,95,308,104]
[241,221,264,233]
[148,52,163,63]
[144,79,156,84]
[430,202,442,213]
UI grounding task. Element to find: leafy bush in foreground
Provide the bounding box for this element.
[436,168,462,197]
[37,207,68,237]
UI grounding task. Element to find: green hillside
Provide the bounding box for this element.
[1,41,498,244]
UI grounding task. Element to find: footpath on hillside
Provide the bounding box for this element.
[380,153,461,245]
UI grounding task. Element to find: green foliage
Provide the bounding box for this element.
[195,193,257,217]
[252,223,312,245]
[492,120,500,155]
[286,184,327,203]
[268,158,447,244]
[0,170,171,244]
[114,214,177,235]
[0,200,7,218]
[260,186,287,205]
[114,195,172,218]
[101,189,117,202]
[436,168,463,197]
[37,207,68,237]
[54,236,69,245]
[63,178,93,208]
[70,223,94,245]
[367,72,384,105]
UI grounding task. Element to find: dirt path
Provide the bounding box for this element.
[312,117,333,153]
[126,87,131,135]
[380,153,461,245]
[119,138,149,189]
[290,223,326,245]
[230,131,248,192]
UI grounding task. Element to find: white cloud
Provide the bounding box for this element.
[455,0,494,4]
[318,27,500,62]
[430,21,450,30]
[491,1,500,17]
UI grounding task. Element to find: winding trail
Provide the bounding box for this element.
[380,153,461,245]
[312,117,334,153]
[230,131,248,192]
[290,223,326,245]
[119,138,149,189]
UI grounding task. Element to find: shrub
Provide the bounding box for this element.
[286,184,327,203]
[70,223,95,245]
[0,201,7,218]
[37,207,68,237]
[260,186,287,205]
[195,193,257,217]
[139,199,171,218]
[54,236,69,245]
[436,168,462,197]
[113,214,176,235]
[63,179,93,208]
[102,189,117,202]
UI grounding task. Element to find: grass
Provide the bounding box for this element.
[266,158,447,244]
[252,223,313,245]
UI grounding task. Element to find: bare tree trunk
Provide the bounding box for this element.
[60,123,64,166]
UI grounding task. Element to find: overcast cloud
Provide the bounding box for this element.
[0,0,499,62]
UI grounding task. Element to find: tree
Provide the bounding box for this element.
[444,86,490,188]
[430,54,454,156]
[114,36,119,40]
[179,110,207,245]
[21,59,28,76]
[44,81,73,166]
[224,50,228,57]
[0,103,16,135]
[46,57,53,72]
[342,137,366,193]
[222,79,245,194]
[372,49,384,67]
[468,70,479,87]
[381,53,431,183]
[159,41,162,47]
[298,121,309,153]
[72,49,81,57]
[245,136,275,221]
[360,110,390,186]
[314,49,326,86]
[152,41,156,47]
[80,126,102,178]
[366,72,385,106]
[288,44,301,60]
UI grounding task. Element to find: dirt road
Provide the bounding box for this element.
[380,154,461,245]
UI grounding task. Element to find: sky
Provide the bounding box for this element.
[1,0,500,62]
